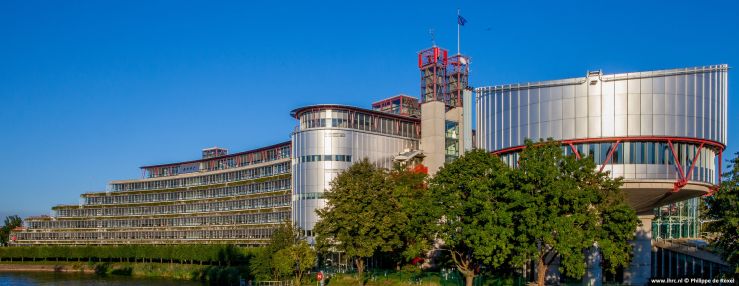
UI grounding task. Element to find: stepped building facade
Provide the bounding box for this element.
[14,143,292,245]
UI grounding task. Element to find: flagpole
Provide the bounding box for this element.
[457,8,460,55]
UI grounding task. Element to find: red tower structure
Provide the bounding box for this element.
[418,46,448,103]
[447,54,470,107]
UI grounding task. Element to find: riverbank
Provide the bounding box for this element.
[0,261,243,283]
[0,271,203,286]
[0,263,95,273]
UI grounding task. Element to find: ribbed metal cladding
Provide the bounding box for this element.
[476,65,728,150]
[474,65,728,184]
[291,107,419,239]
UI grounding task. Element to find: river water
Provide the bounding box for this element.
[0,271,205,286]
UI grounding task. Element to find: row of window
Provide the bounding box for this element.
[298,109,420,138]
[297,155,353,163]
[111,162,290,192]
[499,141,716,183]
[293,192,323,201]
[28,211,289,229]
[16,228,277,241]
[56,195,290,218]
[86,179,290,205]
[146,145,291,178]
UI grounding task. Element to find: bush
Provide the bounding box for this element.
[0,245,258,266]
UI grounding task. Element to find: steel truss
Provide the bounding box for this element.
[491,136,725,193]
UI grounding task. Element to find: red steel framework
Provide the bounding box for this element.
[418,46,448,103]
[140,141,291,179]
[447,54,470,107]
[371,94,421,117]
[491,136,725,193]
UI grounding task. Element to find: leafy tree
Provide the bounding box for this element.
[386,163,432,269]
[426,150,516,286]
[250,221,303,281]
[705,152,739,273]
[249,248,275,281]
[314,159,401,285]
[0,215,22,246]
[509,139,637,286]
[272,248,294,281]
[285,240,317,285]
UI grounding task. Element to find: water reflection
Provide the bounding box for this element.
[0,271,204,286]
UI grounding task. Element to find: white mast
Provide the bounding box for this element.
[457,8,461,55]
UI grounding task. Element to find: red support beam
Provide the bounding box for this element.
[684,143,705,181]
[718,149,723,185]
[490,136,725,192]
[568,143,581,160]
[599,140,621,173]
[492,136,725,156]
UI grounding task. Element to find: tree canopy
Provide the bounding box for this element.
[249,222,316,283]
[314,159,414,285]
[0,215,22,246]
[426,149,516,286]
[705,152,739,273]
[313,140,639,285]
[509,139,637,285]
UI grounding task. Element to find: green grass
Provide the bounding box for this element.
[321,271,526,286]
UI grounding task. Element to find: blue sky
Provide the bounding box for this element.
[1,0,738,218]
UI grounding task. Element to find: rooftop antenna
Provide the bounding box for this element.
[428,28,436,47]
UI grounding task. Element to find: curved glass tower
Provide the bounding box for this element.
[290,105,420,241]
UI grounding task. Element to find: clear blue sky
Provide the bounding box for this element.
[1,0,738,218]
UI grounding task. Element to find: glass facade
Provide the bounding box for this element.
[144,144,290,178]
[296,107,420,139]
[445,120,460,162]
[501,141,717,185]
[652,198,700,239]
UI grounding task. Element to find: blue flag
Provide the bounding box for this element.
[458,15,468,26]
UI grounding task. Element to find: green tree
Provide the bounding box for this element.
[387,163,432,269]
[249,248,275,281]
[286,240,317,285]
[272,248,294,281]
[314,159,400,285]
[0,215,22,246]
[705,152,739,273]
[509,139,637,286]
[250,221,303,281]
[426,150,516,286]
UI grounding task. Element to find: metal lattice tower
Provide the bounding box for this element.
[447,54,470,107]
[418,46,448,103]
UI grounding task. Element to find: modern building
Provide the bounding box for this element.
[11,45,474,246]
[290,104,421,239]
[14,142,292,245]
[475,65,728,284]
